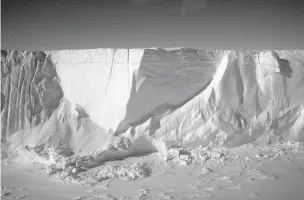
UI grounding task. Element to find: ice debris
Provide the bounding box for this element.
[158,146,229,166]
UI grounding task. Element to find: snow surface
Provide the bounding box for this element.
[2,141,304,200]
[1,48,304,199]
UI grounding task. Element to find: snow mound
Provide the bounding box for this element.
[46,156,151,186]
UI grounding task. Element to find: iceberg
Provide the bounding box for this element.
[1,48,304,162]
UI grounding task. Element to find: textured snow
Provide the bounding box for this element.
[1,48,304,170]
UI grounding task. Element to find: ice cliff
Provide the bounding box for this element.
[1,48,304,161]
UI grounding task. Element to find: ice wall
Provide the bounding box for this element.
[115,48,220,134]
[128,50,304,149]
[49,49,144,131]
[1,51,64,139]
[1,49,144,154]
[1,49,304,158]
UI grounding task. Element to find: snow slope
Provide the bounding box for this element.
[1,49,304,163]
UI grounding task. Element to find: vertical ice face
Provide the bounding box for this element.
[1,49,145,154]
[1,51,64,139]
[50,49,144,132]
[132,50,304,148]
[1,49,304,156]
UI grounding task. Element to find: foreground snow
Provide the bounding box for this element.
[2,141,304,200]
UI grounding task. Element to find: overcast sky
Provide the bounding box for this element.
[2,0,304,50]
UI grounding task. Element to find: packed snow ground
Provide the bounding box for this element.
[2,141,304,200]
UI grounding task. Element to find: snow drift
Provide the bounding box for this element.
[1,48,304,164]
